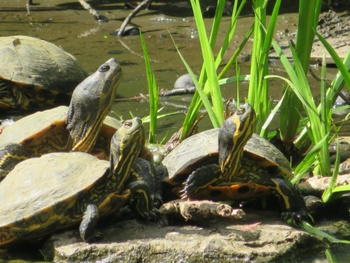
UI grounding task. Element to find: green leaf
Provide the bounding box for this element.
[140,31,159,143]
[301,221,350,244]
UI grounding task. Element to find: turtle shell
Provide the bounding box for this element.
[162,128,292,186]
[0,152,129,247]
[0,35,87,110]
[0,106,122,158]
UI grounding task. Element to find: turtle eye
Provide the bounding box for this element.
[99,64,110,72]
[124,120,132,129]
[236,107,245,115]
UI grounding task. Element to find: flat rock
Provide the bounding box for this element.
[41,209,324,262]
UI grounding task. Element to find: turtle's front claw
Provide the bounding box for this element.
[140,208,161,223]
[181,176,195,199]
[281,210,314,227]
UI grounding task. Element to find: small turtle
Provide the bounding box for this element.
[0,117,162,247]
[0,35,88,111]
[0,58,124,179]
[162,103,310,225]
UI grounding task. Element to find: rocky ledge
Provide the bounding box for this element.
[41,208,325,263]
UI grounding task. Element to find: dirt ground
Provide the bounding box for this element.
[273,8,350,64]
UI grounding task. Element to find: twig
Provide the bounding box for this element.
[78,0,108,22]
[118,0,153,36]
[160,199,246,221]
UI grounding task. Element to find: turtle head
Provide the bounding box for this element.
[67,58,122,152]
[219,103,256,176]
[109,117,145,191]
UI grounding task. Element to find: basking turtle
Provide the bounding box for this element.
[162,103,310,224]
[0,35,88,111]
[0,58,123,179]
[0,117,161,247]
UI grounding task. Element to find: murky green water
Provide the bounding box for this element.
[1,0,341,140]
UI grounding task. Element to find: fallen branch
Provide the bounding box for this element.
[160,199,246,221]
[78,0,108,22]
[118,0,153,36]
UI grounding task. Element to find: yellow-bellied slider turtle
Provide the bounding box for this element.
[0,117,162,247]
[0,35,88,111]
[162,103,310,224]
[0,58,123,180]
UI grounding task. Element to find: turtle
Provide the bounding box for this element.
[0,117,162,247]
[0,57,125,180]
[0,35,88,111]
[162,103,310,225]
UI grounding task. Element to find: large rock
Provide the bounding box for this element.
[41,209,324,262]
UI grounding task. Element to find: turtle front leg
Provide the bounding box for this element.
[128,180,160,220]
[181,164,221,199]
[271,178,313,225]
[80,191,131,242]
[0,79,31,110]
[0,143,30,181]
[127,157,165,220]
[183,164,271,201]
[79,204,100,242]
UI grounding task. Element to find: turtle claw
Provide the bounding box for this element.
[179,183,188,199]
[149,208,161,221]
[179,191,188,200]
[138,207,161,222]
[281,210,314,227]
[182,178,197,199]
[84,230,104,243]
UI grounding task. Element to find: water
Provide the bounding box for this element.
[2,0,342,141]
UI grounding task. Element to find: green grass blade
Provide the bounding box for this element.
[246,0,282,136]
[278,0,322,146]
[176,0,224,139]
[140,31,158,143]
[301,221,350,244]
[208,0,226,49]
[322,138,340,203]
[141,110,183,123]
[260,89,286,135]
[295,0,322,70]
[169,33,219,130]
[325,248,339,263]
[332,184,350,194]
[218,75,250,85]
[236,59,240,107]
[173,0,247,140]
[215,0,246,72]
[270,37,333,175]
[265,74,317,117]
[316,33,350,92]
[295,50,350,149]
[218,23,253,79]
[292,134,329,184]
[190,0,224,119]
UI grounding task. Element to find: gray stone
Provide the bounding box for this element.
[41,209,324,262]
